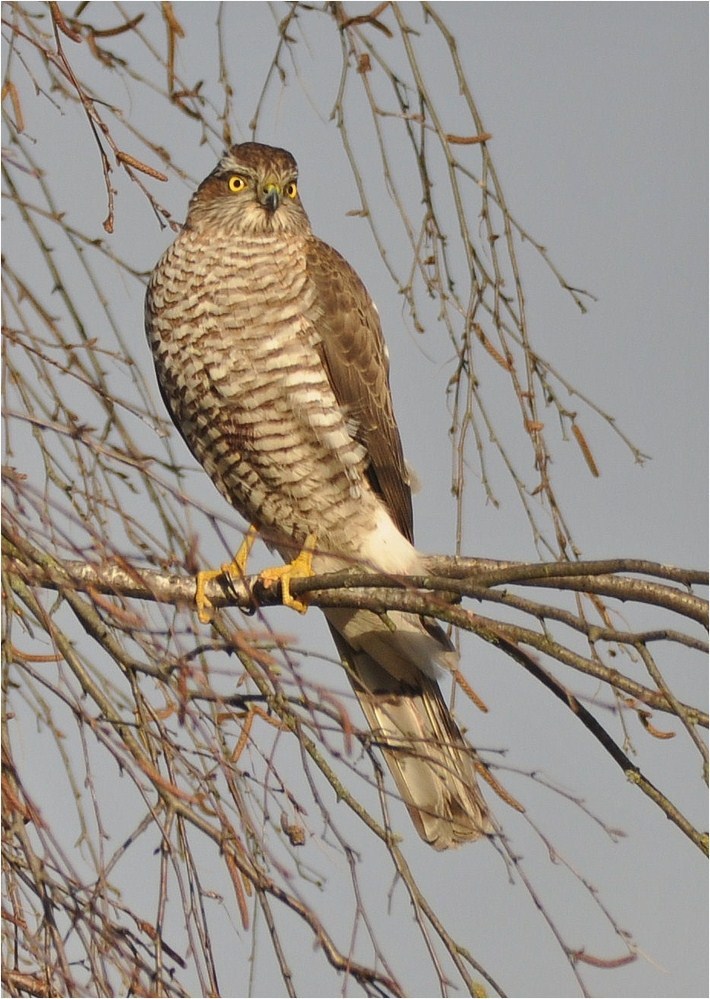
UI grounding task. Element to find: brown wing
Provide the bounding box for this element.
[305,237,414,542]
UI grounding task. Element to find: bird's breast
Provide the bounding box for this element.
[146,228,381,553]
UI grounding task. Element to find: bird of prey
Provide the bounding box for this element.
[145,142,492,848]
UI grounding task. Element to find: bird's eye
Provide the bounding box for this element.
[228,175,247,193]
[284,181,298,199]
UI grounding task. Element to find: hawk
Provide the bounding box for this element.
[145,142,492,849]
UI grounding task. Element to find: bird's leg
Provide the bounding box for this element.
[195,524,259,624]
[258,534,317,614]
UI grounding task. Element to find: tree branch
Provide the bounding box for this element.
[4,524,706,627]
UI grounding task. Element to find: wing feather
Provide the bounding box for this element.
[305,237,414,541]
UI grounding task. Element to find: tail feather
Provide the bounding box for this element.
[326,609,492,849]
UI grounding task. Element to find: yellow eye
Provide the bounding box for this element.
[228,175,246,193]
[284,181,298,199]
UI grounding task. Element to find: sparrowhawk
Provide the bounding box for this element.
[145,142,492,849]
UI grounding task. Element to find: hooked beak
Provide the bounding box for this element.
[261,182,281,213]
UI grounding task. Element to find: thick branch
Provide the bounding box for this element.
[4,527,707,627]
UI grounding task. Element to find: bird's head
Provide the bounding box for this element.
[186,142,310,236]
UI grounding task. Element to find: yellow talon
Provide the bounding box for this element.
[258,534,316,614]
[195,565,225,624]
[195,528,316,621]
[195,525,259,624]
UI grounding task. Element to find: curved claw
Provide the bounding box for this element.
[194,525,259,623]
[259,534,316,614]
[195,566,224,624]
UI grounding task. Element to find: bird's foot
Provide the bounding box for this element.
[195,525,259,624]
[258,534,316,614]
